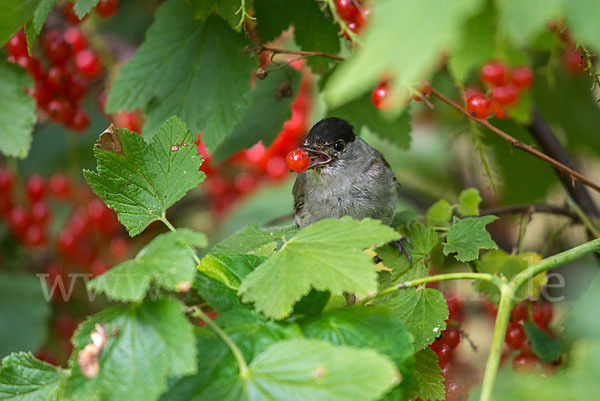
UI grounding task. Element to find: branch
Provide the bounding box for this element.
[481,203,579,220]
[255,45,346,61]
[430,88,600,195]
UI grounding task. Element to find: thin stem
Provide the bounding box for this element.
[568,199,600,238]
[160,213,201,265]
[430,88,600,195]
[516,212,530,254]
[479,285,513,401]
[260,45,346,61]
[190,307,250,378]
[358,272,502,305]
[481,203,578,220]
[511,237,600,292]
[234,0,255,30]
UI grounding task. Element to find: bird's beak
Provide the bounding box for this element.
[302,146,333,169]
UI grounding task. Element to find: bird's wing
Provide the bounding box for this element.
[377,150,401,195]
[292,173,307,226]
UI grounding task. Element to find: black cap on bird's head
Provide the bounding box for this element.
[302,117,356,169]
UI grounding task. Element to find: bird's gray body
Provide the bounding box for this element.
[293,137,399,228]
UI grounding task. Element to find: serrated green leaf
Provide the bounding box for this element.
[73,0,99,18]
[24,0,56,52]
[300,306,414,392]
[198,254,265,291]
[457,188,482,216]
[443,216,498,262]
[0,0,40,46]
[378,288,448,351]
[209,224,297,256]
[292,290,330,316]
[239,217,399,319]
[0,274,51,358]
[496,0,562,47]
[106,0,256,146]
[523,321,561,362]
[448,0,497,83]
[0,352,64,401]
[404,348,445,401]
[329,93,412,149]
[65,298,197,401]
[83,116,204,236]
[0,60,36,159]
[193,272,245,313]
[324,0,482,108]
[254,0,340,72]
[426,199,452,226]
[211,67,300,162]
[88,230,207,302]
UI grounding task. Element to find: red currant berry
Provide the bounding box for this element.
[234,172,256,193]
[63,27,87,53]
[47,98,73,123]
[24,224,47,247]
[8,206,29,236]
[563,47,586,74]
[58,230,77,258]
[491,83,518,106]
[490,100,508,119]
[512,66,534,90]
[109,236,129,260]
[16,56,43,80]
[505,323,526,351]
[436,344,452,368]
[441,327,461,349]
[49,172,71,198]
[89,258,109,277]
[444,379,468,401]
[66,74,88,101]
[95,0,119,18]
[510,301,528,322]
[67,107,90,132]
[7,30,28,58]
[413,80,432,101]
[480,61,509,87]
[62,3,87,24]
[266,156,288,179]
[466,94,491,119]
[26,174,46,202]
[32,82,54,109]
[334,0,358,20]
[75,49,102,79]
[42,30,71,64]
[445,294,463,323]
[532,302,553,328]
[0,167,14,193]
[31,201,51,225]
[286,148,310,173]
[512,352,539,373]
[371,81,391,109]
[46,65,70,92]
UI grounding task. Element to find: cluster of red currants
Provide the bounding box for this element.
[195,74,313,217]
[333,0,370,38]
[0,167,129,288]
[464,61,534,120]
[62,0,119,24]
[426,293,469,401]
[484,298,559,374]
[371,79,432,110]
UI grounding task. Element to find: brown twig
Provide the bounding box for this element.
[481,203,579,220]
[255,45,346,61]
[430,88,600,195]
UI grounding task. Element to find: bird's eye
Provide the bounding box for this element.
[333,140,345,151]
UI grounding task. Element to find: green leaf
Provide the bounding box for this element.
[0,0,40,46]
[300,306,415,389]
[292,290,331,316]
[198,254,265,290]
[73,0,99,18]
[245,339,400,401]
[448,0,496,83]
[0,60,36,159]
[443,216,498,262]
[88,230,207,302]
[0,352,65,401]
[188,0,219,20]
[457,188,482,216]
[239,217,399,319]
[193,272,245,313]
[0,274,51,358]
[65,297,197,401]
[329,93,412,149]
[495,0,562,47]
[106,0,256,147]
[24,0,57,52]
[378,288,448,351]
[83,116,205,236]
[523,321,561,362]
[404,348,445,401]
[563,273,600,342]
[324,0,482,107]
[211,67,300,162]
[254,0,340,72]
[209,224,297,256]
[426,199,452,226]
[563,0,600,51]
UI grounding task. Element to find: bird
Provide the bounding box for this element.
[292,117,409,259]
